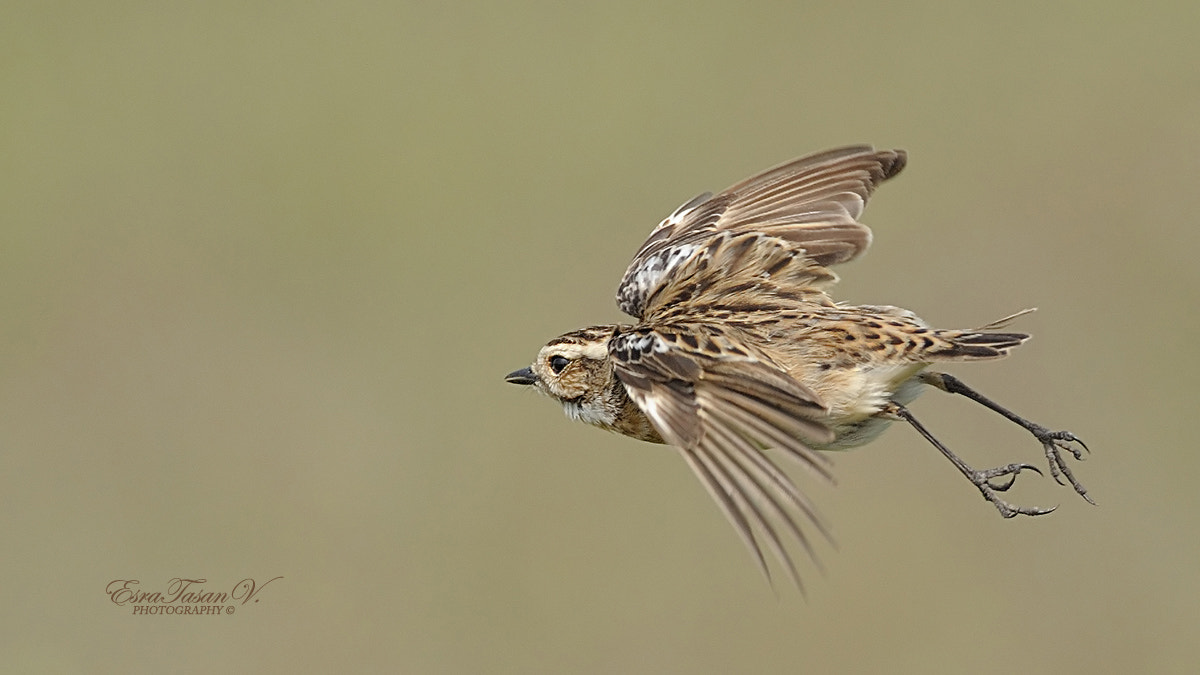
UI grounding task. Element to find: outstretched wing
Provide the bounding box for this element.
[609,324,836,588]
[617,146,906,320]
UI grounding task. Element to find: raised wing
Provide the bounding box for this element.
[609,324,836,588]
[617,146,906,320]
[631,229,841,325]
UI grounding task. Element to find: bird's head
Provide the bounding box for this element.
[505,325,620,424]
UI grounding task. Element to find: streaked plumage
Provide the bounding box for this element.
[506,146,1091,588]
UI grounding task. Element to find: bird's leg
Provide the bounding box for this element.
[918,372,1094,506]
[886,403,1055,517]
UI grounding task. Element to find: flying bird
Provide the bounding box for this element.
[506,146,1091,587]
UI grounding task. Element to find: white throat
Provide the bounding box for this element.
[561,399,615,429]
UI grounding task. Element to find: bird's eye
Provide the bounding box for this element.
[549,355,570,374]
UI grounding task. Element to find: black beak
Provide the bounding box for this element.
[505,367,537,385]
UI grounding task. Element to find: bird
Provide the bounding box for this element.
[505,145,1092,587]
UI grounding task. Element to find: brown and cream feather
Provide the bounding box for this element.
[507,145,1086,588]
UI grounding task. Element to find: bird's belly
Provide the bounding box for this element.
[803,363,927,450]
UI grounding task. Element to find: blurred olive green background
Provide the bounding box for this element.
[3,2,1198,673]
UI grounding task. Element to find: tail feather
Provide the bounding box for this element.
[930,330,1030,360]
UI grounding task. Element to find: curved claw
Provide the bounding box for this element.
[1019,462,1042,476]
[981,462,1042,492]
[983,462,1043,479]
[1063,432,1091,455]
[994,499,1057,518]
[916,374,1093,506]
[1017,503,1058,517]
[893,398,1089,519]
[1043,430,1089,460]
[1055,440,1087,461]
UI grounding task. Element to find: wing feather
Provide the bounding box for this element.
[640,232,839,323]
[678,446,771,581]
[707,386,833,483]
[611,325,835,585]
[703,420,825,582]
[617,146,906,319]
[693,440,801,588]
[605,146,908,584]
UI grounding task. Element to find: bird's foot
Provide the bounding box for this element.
[967,461,1056,518]
[1030,426,1095,506]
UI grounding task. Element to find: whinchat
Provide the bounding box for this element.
[506,146,1091,586]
